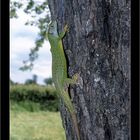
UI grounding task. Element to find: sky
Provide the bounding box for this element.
[10,7,52,85]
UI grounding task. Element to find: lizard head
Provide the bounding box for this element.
[48,20,58,36]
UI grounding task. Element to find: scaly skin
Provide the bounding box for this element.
[47,21,80,140]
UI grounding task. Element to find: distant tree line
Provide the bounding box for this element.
[10,74,53,85]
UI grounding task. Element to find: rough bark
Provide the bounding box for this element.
[48,0,131,140]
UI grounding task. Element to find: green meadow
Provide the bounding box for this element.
[10,84,66,140]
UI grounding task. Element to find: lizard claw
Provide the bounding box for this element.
[64,24,69,33]
[72,73,79,83]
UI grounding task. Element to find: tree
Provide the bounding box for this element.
[25,74,38,85]
[43,77,53,85]
[10,0,51,70]
[10,0,131,139]
[48,0,130,140]
[32,74,38,84]
[25,79,34,85]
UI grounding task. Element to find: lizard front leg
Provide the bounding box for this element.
[59,24,69,39]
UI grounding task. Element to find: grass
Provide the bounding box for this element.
[10,103,66,140]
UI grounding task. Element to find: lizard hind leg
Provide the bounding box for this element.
[64,73,79,85]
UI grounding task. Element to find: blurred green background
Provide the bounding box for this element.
[10,82,66,140]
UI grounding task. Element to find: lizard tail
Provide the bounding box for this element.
[61,91,80,140]
[71,112,80,140]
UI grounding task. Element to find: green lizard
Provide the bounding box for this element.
[47,20,80,140]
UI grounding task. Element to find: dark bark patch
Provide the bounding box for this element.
[103,114,112,140]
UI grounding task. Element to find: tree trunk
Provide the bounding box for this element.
[48,0,131,140]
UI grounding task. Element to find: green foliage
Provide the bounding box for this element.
[43,77,53,85]
[10,84,59,111]
[25,79,35,85]
[10,1,23,18]
[32,74,38,83]
[24,0,35,13]
[10,0,51,71]
[24,74,38,85]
